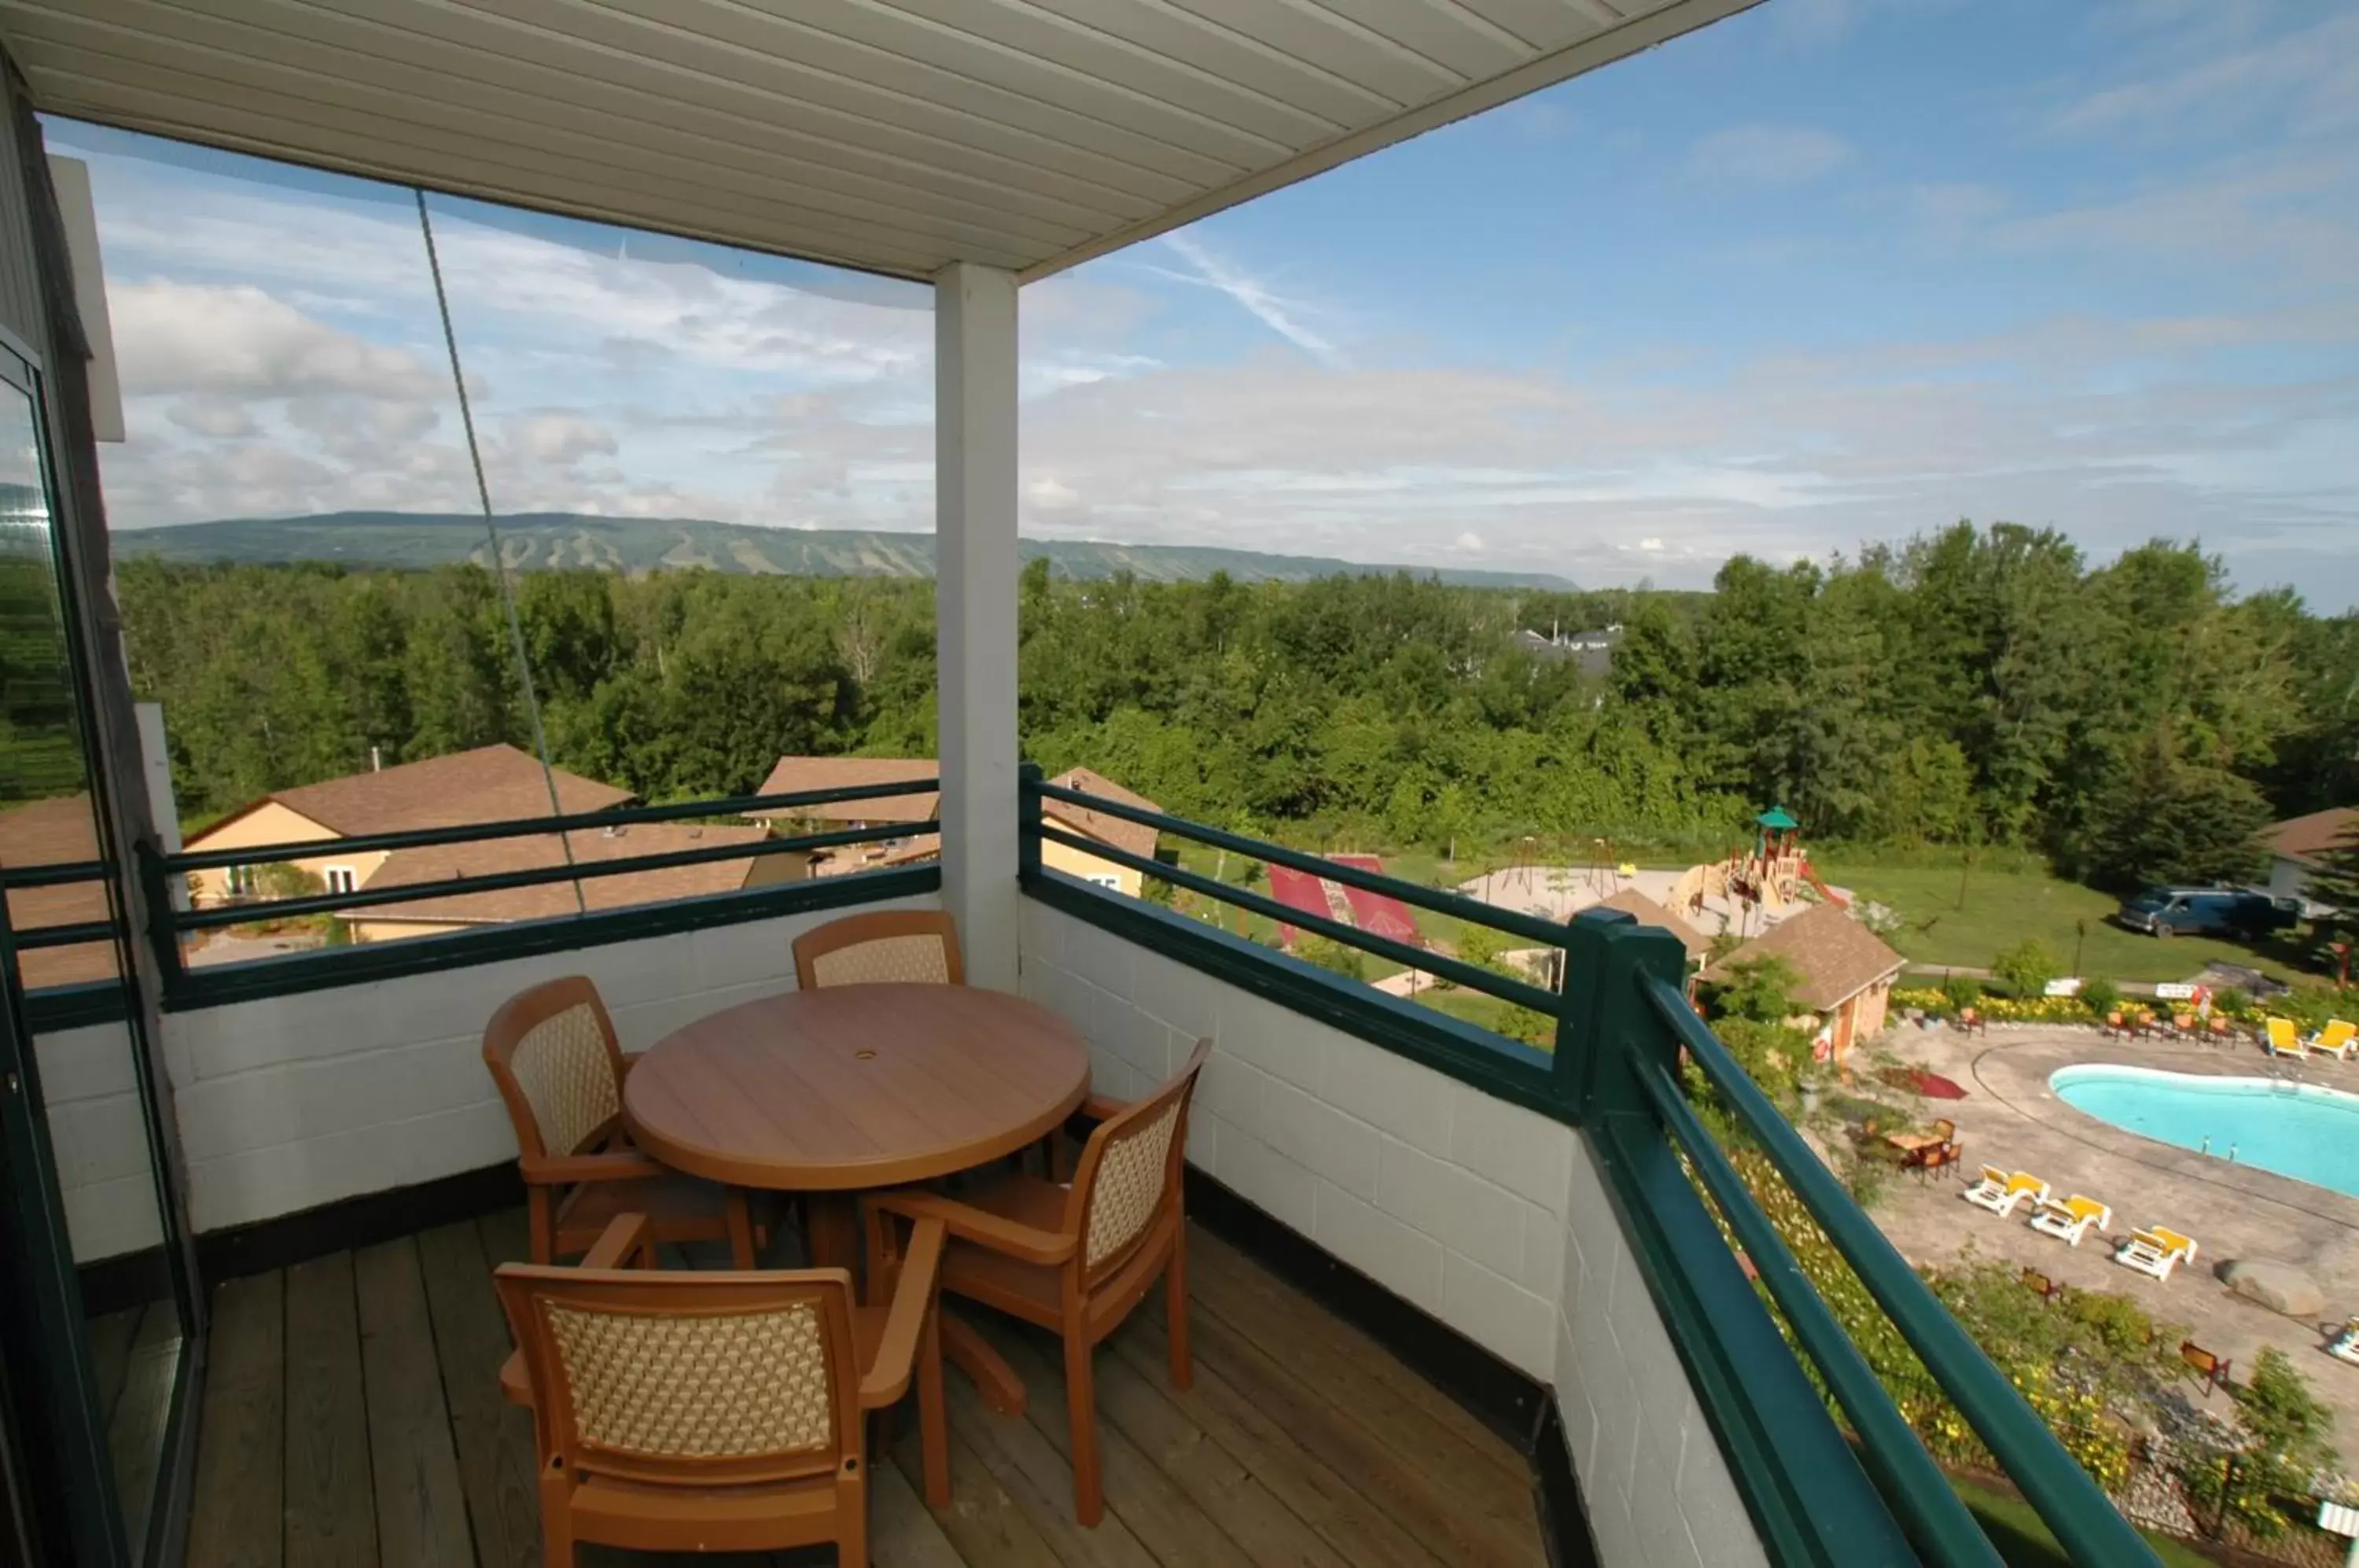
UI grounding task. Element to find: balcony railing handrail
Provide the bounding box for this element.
[0,857,109,890]
[1637,971,2159,1566]
[1029,775,1575,950]
[166,821,898,933]
[1032,821,1559,1014]
[1021,782,2156,1566]
[1630,1055,2003,1568]
[161,778,933,874]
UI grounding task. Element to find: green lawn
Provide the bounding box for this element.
[1949,1477,2217,1567]
[1815,859,2302,986]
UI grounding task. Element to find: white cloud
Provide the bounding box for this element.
[164,397,256,439]
[110,281,438,399]
[1156,230,1340,363]
[510,412,619,466]
[1686,124,1857,188]
[2051,9,2359,141]
[1456,532,1485,552]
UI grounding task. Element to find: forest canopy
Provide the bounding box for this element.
[114,522,2355,891]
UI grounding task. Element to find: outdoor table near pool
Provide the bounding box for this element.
[1882,1130,1946,1154]
[622,981,1094,1414]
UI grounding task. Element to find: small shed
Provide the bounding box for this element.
[1701,902,1905,1063]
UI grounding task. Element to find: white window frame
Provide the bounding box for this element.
[323,865,359,896]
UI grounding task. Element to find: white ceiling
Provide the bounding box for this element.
[0,0,1757,282]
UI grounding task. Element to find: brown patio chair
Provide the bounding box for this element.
[1957,1007,1987,1036]
[793,908,964,989]
[2103,1011,2129,1039]
[484,976,760,1267]
[495,1209,950,1567]
[2020,1266,2057,1299]
[2181,1341,2232,1397]
[1931,1118,1957,1143]
[867,1038,1212,1526]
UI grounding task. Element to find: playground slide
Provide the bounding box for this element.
[1799,859,1849,907]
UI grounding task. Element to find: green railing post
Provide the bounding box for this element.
[1017,761,1043,883]
[134,836,185,1005]
[1556,907,1685,1123]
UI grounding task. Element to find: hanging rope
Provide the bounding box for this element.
[413,190,585,915]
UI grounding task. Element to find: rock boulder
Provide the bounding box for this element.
[2220,1258,2325,1319]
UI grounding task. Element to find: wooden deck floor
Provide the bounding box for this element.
[186,1209,1545,1567]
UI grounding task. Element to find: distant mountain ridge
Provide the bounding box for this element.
[111,512,1577,590]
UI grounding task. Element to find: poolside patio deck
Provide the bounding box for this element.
[185,1209,1546,1568]
[1871,1025,2359,1443]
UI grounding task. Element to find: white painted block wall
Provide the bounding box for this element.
[1018,896,1765,1567]
[35,1020,167,1262]
[160,896,938,1235]
[1556,1140,1770,1568]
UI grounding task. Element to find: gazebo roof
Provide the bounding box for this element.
[1755,807,1799,830]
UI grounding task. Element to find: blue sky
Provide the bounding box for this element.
[46,0,2359,606]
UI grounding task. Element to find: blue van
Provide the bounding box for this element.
[2113,886,2295,940]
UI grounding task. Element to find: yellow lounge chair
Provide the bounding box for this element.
[2029,1194,2111,1247]
[1963,1168,2050,1218]
[2114,1226,2198,1281]
[2263,1018,2306,1058]
[2312,1020,2356,1062]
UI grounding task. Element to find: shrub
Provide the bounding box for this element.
[1295,934,1366,981]
[1890,985,1953,1018]
[1992,939,2059,999]
[1706,955,1806,1025]
[2079,976,2121,1018]
[1941,973,1983,1011]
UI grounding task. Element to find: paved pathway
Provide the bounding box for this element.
[1861,1023,2359,1441]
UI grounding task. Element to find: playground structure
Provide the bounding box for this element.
[1460,808,1848,943]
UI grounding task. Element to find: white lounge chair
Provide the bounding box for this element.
[2311,1020,2356,1062]
[2331,1319,2359,1367]
[2321,1311,2359,1367]
[2030,1195,2112,1247]
[2114,1226,2198,1281]
[1963,1167,2050,1218]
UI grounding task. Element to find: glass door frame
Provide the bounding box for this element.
[0,321,204,1567]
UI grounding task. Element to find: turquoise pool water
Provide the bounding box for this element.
[2049,1066,2359,1198]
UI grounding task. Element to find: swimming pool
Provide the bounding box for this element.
[2049,1065,2359,1198]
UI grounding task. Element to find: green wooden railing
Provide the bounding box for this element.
[135,778,937,1008]
[1020,768,2158,1568]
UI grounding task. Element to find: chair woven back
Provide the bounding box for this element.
[1069,1040,1209,1285]
[484,977,627,1159]
[793,910,964,990]
[495,1265,863,1488]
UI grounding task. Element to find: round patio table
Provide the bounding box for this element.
[624,982,1091,1415]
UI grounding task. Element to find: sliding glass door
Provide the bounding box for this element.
[0,338,197,1566]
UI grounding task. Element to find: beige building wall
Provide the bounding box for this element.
[186,803,385,904]
[1042,832,1142,897]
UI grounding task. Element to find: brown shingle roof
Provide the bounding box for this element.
[0,794,116,989]
[1588,889,1711,960]
[191,744,633,845]
[340,822,771,926]
[2265,807,2357,867]
[750,757,1163,859]
[1701,902,1904,1012]
[752,757,940,825]
[1043,767,1162,862]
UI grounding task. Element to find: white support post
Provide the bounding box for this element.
[934,262,1021,990]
